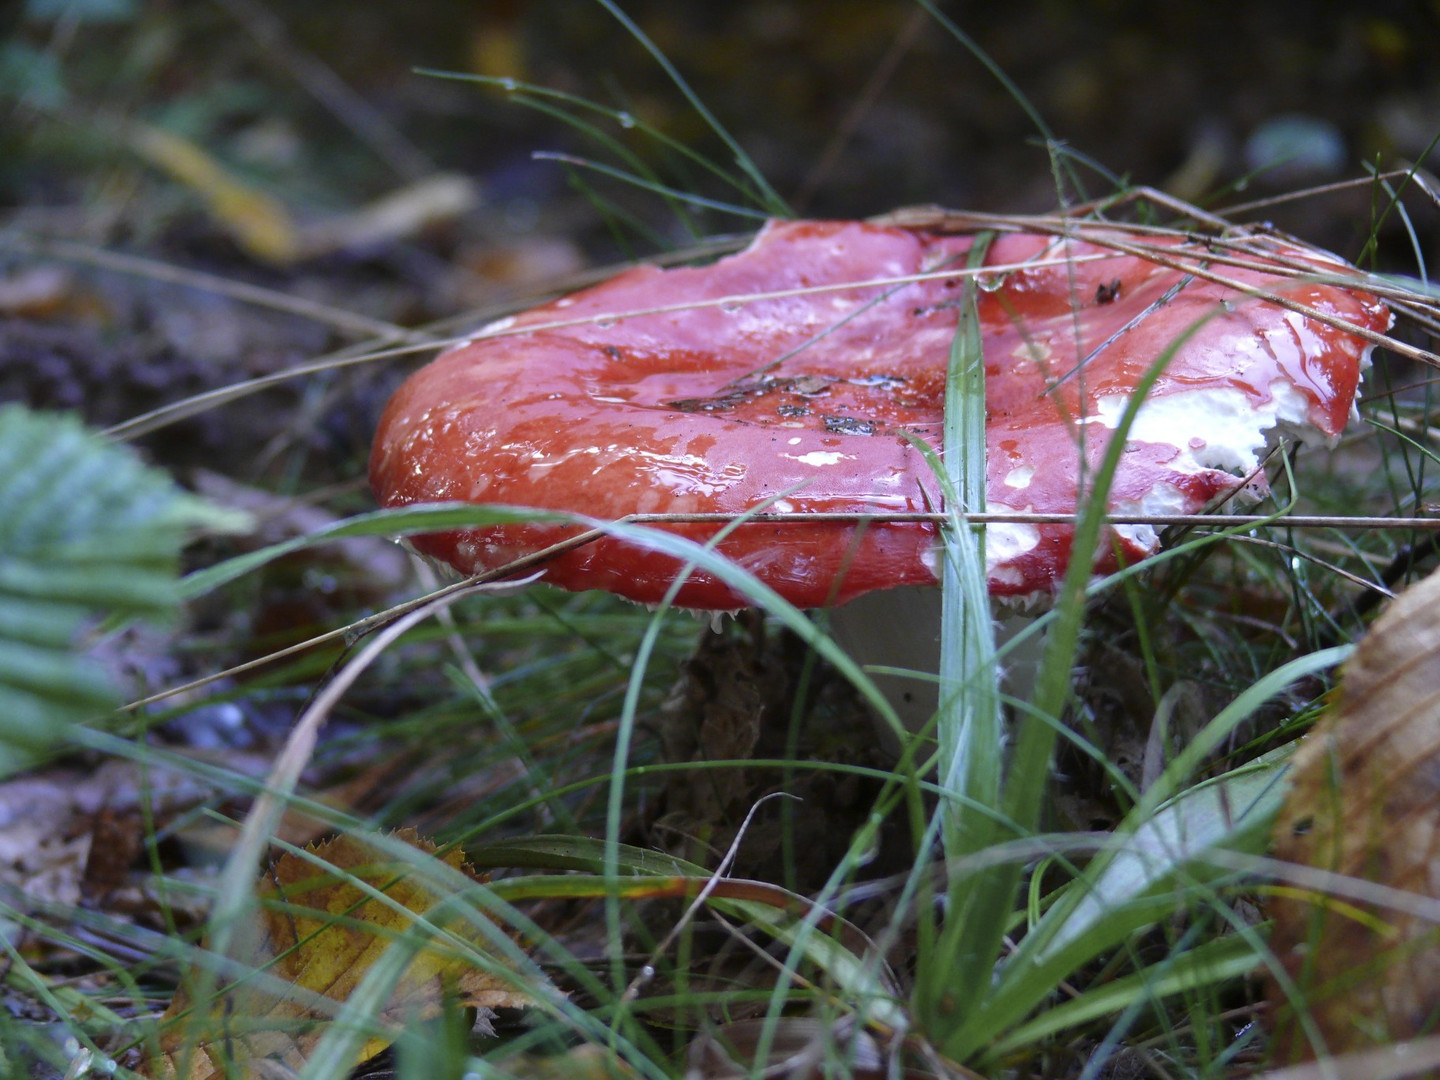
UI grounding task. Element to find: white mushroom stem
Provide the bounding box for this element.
[826,585,1047,754]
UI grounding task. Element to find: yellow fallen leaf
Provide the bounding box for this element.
[127,121,481,266]
[129,121,300,264]
[1267,566,1440,1064]
[151,828,534,1079]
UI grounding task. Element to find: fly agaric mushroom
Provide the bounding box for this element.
[370,217,1390,724]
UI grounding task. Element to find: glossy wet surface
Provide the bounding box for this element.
[371,218,1390,608]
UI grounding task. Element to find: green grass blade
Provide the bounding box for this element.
[937,268,1232,1061]
[937,232,1000,857]
[594,0,791,217]
[180,503,569,597]
[420,69,779,218]
[989,932,1261,1056]
[533,151,775,221]
[959,651,1345,1056]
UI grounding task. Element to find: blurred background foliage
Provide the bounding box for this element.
[6,1,1440,247]
[4,0,1438,477]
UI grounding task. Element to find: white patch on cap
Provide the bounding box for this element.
[1089,381,1321,477]
[1110,482,1193,554]
[983,508,1041,575]
[989,564,1027,589]
[919,543,939,578]
[1003,465,1035,490]
[785,451,848,467]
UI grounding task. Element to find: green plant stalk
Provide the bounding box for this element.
[594,0,791,217]
[937,290,1222,1059]
[419,69,775,223]
[989,931,1259,1056]
[936,231,1000,861]
[917,234,1020,1031]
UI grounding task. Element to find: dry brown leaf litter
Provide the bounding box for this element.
[1268,565,1440,1066]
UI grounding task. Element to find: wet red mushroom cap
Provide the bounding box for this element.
[370,219,1391,609]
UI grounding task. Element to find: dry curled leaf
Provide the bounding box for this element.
[151,828,535,1079]
[1268,566,1440,1066]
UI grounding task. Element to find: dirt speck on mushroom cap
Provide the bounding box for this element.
[370,219,1390,609]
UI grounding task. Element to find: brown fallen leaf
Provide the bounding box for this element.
[1267,566,1440,1066]
[151,828,535,1079]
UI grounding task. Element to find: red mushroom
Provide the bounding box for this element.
[371,218,1390,626]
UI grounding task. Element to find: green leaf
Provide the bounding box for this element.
[0,405,247,775]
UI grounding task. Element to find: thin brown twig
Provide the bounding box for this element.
[908,211,1436,364]
[791,8,927,212]
[1221,534,1393,598]
[608,510,1440,530]
[1215,169,1423,217]
[1065,233,1428,364]
[879,203,1438,318]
